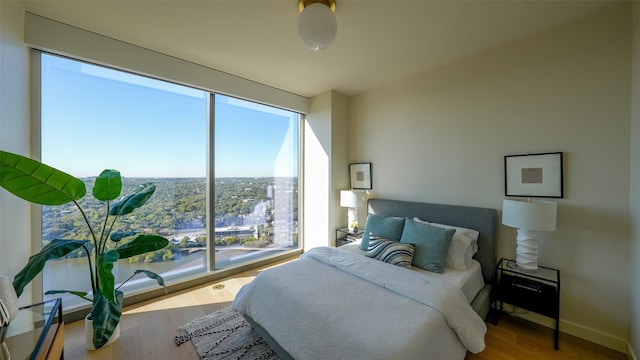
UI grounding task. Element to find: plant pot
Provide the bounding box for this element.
[84,315,120,350]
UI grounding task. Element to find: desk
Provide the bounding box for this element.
[2,299,64,360]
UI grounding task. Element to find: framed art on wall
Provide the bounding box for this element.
[350,162,372,190]
[505,152,563,198]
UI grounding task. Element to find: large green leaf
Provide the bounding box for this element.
[110,230,136,242]
[0,150,86,205]
[92,169,122,201]
[96,250,119,303]
[13,239,89,297]
[45,289,91,303]
[131,269,167,293]
[116,235,169,259]
[109,183,156,216]
[90,290,123,349]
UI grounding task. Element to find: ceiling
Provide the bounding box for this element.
[19,0,622,98]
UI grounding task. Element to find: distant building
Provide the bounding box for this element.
[214,226,256,239]
[272,178,295,247]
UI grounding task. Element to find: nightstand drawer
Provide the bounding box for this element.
[495,273,558,318]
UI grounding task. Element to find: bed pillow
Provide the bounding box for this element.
[366,235,415,268]
[431,222,480,255]
[413,217,474,270]
[413,217,480,255]
[359,214,406,250]
[444,232,474,270]
[400,219,455,273]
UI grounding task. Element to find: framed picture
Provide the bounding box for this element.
[504,152,563,198]
[350,162,372,190]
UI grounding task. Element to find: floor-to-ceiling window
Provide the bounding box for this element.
[214,95,299,269]
[38,53,301,310]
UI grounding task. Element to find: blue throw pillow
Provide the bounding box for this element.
[399,219,455,273]
[359,214,406,250]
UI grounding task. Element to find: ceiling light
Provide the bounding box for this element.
[297,0,337,51]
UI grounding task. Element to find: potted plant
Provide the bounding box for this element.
[0,150,170,349]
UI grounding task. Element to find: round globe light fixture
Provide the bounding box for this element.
[297,0,337,51]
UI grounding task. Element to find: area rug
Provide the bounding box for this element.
[175,307,280,360]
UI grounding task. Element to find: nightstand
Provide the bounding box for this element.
[335,227,364,247]
[493,258,560,350]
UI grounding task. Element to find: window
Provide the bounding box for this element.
[38,53,300,309]
[214,95,300,269]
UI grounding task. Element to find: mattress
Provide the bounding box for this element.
[337,241,485,303]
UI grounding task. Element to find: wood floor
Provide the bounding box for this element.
[61,260,627,360]
[466,314,626,360]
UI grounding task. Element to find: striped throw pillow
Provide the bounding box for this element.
[366,234,415,268]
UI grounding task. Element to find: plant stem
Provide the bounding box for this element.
[74,199,98,244]
[74,200,99,293]
[115,273,136,291]
[98,200,111,255]
[81,241,97,294]
[105,213,119,249]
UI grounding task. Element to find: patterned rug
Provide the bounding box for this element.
[175,307,280,360]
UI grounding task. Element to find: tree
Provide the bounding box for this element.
[179,236,189,247]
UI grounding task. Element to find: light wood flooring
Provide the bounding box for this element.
[466,315,626,360]
[61,260,627,360]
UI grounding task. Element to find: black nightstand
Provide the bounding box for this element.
[493,258,560,350]
[335,227,364,247]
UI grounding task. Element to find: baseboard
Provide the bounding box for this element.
[560,318,627,353]
[629,343,638,360]
[510,311,627,353]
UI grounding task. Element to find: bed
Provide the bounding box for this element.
[232,198,498,360]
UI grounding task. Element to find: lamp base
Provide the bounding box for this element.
[515,229,540,271]
[347,207,358,233]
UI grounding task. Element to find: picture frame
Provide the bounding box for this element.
[349,162,372,190]
[504,152,563,198]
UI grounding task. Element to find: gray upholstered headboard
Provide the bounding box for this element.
[367,198,498,283]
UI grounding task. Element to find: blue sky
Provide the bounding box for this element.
[41,54,298,178]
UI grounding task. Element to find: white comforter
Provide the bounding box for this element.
[232,247,487,360]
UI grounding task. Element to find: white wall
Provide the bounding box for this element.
[0,1,32,305]
[304,91,350,249]
[350,5,631,352]
[629,2,640,358]
[329,91,350,244]
[303,92,331,251]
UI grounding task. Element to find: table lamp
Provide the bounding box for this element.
[340,190,364,233]
[502,198,557,271]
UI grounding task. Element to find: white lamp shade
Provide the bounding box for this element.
[297,2,337,51]
[502,199,557,231]
[340,190,364,208]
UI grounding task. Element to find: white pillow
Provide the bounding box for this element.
[426,220,479,255]
[444,232,474,270]
[412,217,478,270]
